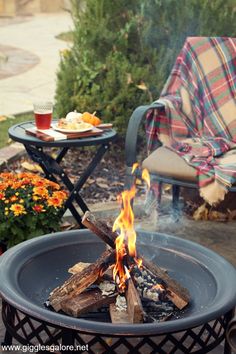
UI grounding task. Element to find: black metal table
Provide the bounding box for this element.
[8,121,117,227]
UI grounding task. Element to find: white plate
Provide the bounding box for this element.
[52,123,93,133]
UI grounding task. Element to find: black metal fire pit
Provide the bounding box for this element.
[0,229,236,353]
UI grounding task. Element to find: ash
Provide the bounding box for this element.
[99,281,116,296]
[115,295,127,312]
[133,266,176,323]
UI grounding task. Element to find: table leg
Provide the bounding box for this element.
[24,145,88,226]
[55,147,69,163]
[23,143,110,226]
[64,144,109,208]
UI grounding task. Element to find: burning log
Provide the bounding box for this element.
[82,211,117,248]
[126,277,144,323]
[82,211,190,309]
[142,258,189,310]
[68,262,91,274]
[49,249,115,311]
[109,277,143,324]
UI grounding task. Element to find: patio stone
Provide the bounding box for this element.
[0,142,25,169]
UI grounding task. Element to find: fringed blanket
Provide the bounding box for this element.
[146,37,236,205]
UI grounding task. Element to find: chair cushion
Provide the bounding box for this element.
[142,146,197,181]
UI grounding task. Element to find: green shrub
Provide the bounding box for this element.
[55,0,236,135]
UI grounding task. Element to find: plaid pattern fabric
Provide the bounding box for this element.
[146,37,236,204]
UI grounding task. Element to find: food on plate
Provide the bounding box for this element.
[81,112,101,126]
[65,111,83,122]
[58,110,102,130]
[57,118,93,131]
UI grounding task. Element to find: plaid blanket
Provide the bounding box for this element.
[146,37,236,205]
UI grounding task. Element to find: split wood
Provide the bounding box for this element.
[82,211,190,309]
[49,248,115,311]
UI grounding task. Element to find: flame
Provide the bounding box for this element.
[132,162,139,174]
[112,185,136,292]
[152,283,165,292]
[112,164,150,292]
[142,168,151,189]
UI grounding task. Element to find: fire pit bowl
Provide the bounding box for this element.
[0,229,236,353]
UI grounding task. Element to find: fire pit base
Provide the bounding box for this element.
[2,300,233,353]
[1,229,236,353]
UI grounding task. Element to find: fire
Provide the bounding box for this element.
[152,283,165,292]
[112,164,150,292]
[142,168,151,189]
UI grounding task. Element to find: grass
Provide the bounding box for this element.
[0,112,33,148]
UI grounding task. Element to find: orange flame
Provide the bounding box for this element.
[142,168,151,189]
[132,162,139,174]
[112,164,150,292]
[152,283,165,292]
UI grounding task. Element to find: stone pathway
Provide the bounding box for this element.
[0,44,39,80]
[0,12,73,115]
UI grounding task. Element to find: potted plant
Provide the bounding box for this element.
[0,172,68,248]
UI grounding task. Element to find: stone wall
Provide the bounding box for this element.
[0,0,71,16]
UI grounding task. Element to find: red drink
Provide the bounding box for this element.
[34,111,52,129]
[33,101,53,130]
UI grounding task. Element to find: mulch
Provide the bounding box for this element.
[4,143,146,205]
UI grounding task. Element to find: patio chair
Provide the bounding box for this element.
[124,37,236,214]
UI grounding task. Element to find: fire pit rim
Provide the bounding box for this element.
[0,229,236,336]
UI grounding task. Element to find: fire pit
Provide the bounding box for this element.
[0,229,236,353]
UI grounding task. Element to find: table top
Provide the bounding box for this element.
[8,121,117,147]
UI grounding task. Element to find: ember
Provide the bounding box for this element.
[49,166,190,323]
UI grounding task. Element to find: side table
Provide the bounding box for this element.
[8,121,117,227]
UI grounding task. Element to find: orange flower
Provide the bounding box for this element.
[10,204,26,216]
[48,181,60,190]
[33,195,41,201]
[52,190,67,200]
[47,196,64,208]
[33,186,49,198]
[32,204,45,213]
[21,178,31,186]
[33,179,45,187]
[10,195,18,202]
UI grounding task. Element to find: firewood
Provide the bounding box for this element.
[126,278,144,323]
[82,211,190,309]
[142,258,189,309]
[82,211,117,248]
[61,289,117,317]
[68,262,91,274]
[109,303,131,324]
[49,249,115,311]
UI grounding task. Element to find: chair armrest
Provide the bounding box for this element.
[124,102,164,188]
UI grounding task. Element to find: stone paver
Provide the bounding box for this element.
[0,142,25,169]
[0,12,73,115]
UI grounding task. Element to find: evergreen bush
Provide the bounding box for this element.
[55,0,236,135]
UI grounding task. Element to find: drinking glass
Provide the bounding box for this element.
[33,101,53,130]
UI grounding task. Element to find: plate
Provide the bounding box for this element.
[52,123,93,133]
